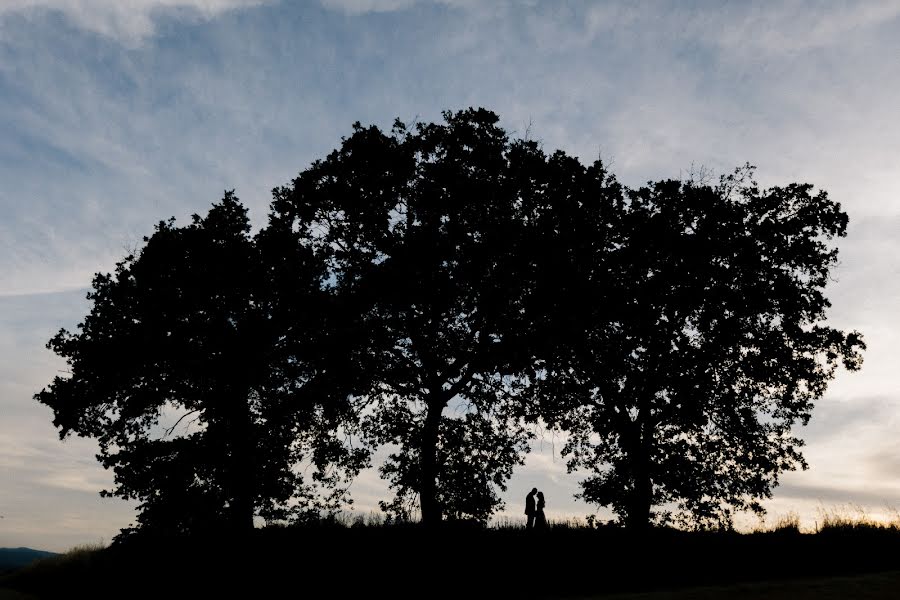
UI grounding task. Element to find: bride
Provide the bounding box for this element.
[535,491,547,530]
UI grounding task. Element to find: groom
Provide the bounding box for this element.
[525,488,538,529]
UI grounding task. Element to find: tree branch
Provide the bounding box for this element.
[164,409,201,438]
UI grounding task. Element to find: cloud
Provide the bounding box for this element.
[318,0,417,16]
[0,293,135,551]
[316,0,510,16]
[0,426,135,550]
[709,1,900,55]
[0,0,270,45]
[775,480,900,508]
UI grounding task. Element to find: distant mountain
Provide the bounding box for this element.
[0,548,57,572]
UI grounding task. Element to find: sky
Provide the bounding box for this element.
[1,0,899,552]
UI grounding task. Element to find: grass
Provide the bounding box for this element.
[744,504,900,535]
[594,571,900,600]
[0,544,106,598]
[6,507,900,599]
[271,510,592,531]
[0,591,35,600]
[14,543,106,573]
[813,503,900,533]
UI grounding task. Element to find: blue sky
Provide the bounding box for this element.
[2,0,900,551]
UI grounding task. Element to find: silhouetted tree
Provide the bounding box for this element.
[536,166,865,529]
[372,398,529,523]
[269,109,542,524]
[36,193,366,535]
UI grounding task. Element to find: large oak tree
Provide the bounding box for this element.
[269,109,543,524]
[36,194,366,535]
[535,166,865,528]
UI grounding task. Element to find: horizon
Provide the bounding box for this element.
[2,1,900,553]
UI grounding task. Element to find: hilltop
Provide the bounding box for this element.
[3,522,900,599]
[0,550,56,574]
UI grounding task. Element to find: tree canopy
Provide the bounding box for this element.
[36,108,864,534]
[269,109,545,524]
[534,166,865,528]
[36,193,366,535]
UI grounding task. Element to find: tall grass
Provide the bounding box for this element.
[6,542,107,585]
[299,505,900,533]
[815,504,900,533]
[8,512,900,599]
[752,511,801,534]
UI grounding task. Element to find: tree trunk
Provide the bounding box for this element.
[419,397,444,526]
[625,415,653,530]
[228,390,256,533]
[626,466,653,530]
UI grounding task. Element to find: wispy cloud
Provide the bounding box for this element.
[0,0,270,45]
[708,1,900,55]
[318,0,418,16]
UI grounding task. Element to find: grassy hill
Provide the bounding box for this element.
[0,550,56,574]
[4,520,900,598]
[598,571,900,600]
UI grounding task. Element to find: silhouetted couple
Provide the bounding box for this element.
[525,488,547,530]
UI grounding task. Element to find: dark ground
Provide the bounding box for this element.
[3,525,900,599]
[0,550,56,575]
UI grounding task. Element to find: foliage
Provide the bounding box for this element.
[371,398,530,523]
[35,193,366,535]
[536,165,865,528]
[269,108,542,523]
[33,106,865,534]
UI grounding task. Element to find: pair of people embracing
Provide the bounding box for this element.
[524,488,547,530]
